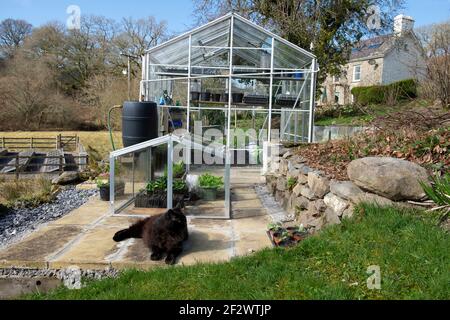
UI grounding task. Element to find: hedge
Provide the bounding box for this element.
[351,79,417,105]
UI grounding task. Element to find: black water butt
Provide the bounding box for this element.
[122,101,159,148]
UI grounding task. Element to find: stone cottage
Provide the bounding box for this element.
[319,15,426,106]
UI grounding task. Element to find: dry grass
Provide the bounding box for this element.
[0,131,123,160]
[0,176,54,207]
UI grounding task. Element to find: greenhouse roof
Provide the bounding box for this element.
[146,13,316,70]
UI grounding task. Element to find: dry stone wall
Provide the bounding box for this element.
[265,149,431,232]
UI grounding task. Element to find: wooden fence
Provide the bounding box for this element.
[0,135,80,151]
[0,153,88,179]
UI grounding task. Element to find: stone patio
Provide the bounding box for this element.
[0,168,272,271]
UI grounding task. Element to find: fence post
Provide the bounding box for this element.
[1,137,5,149]
[15,154,19,180]
[56,135,62,150]
[30,137,34,149]
[59,155,64,174]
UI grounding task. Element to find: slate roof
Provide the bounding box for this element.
[350,35,393,61]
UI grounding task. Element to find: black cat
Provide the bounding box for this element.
[113,208,188,265]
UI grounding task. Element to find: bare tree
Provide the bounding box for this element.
[0,19,32,57]
[417,21,450,108]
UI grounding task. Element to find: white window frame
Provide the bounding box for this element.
[353,65,361,82]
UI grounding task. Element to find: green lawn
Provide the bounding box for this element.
[29,204,449,300]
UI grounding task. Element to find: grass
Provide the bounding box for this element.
[0,131,123,160]
[315,114,375,126]
[0,177,54,207]
[28,204,449,300]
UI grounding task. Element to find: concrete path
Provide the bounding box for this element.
[0,168,272,271]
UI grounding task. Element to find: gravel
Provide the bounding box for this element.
[0,267,119,281]
[0,187,98,248]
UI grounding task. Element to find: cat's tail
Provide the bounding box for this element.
[113,219,147,242]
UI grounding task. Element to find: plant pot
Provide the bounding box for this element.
[232,93,244,103]
[191,91,200,101]
[200,92,211,101]
[99,182,125,201]
[201,187,218,201]
[221,93,229,102]
[99,186,110,201]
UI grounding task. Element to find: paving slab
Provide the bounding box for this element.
[0,168,274,272]
[52,199,109,226]
[0,225,82,268]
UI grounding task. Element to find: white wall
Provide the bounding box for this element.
[382,36,426,84]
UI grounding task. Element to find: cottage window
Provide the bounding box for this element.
[353,65,361,82]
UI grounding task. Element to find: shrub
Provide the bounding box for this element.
[352,79,417,106]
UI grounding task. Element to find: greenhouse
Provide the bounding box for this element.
[110,12,318,219]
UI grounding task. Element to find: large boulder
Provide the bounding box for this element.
[308,172,330,198]
[52,171,80,185]
[347,157,430,201]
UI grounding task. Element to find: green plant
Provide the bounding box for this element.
[173,179,188,193]
[287,177,297,190]
[96,173,110,188]
[198,173,223,189]
[267,222,282,232]
[420,174,450,212]
[146,177,167,193]
[164,161,185,179]
[146,177,187,194]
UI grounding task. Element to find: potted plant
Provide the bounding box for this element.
[96,173,125,201]
[198,173,223,201]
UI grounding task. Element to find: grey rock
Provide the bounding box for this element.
[282,150,294,159]
[293,196,310,211]
[307,200,326,218]
[279,159,289,174]
[287,169,301,180]
[308,172,330,198]
[62,266,82,290]
[324,193,349,217]
[342,205,355,219]
[292,183,303,197]
[298,164,313,175]
[276,177,287,192]
[300,186,316,200]
[297,174,308,185]
[352,193,394,207]
[329,180,364,201]
[325,208,341,225]
[299,214,325,231]
[313,199,327,213]
[347,157,430,201]
[52,171,80,185]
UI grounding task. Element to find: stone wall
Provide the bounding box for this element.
[265,148,430,232]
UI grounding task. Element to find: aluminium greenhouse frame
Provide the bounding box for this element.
[110,13,318,219]
[140,13,318,145]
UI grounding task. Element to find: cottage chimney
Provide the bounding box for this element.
[394,15,415,36]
